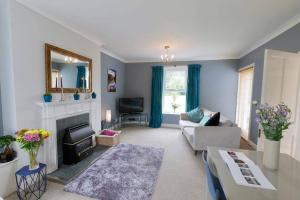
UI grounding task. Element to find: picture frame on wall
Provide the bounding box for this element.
[107,69,116,92]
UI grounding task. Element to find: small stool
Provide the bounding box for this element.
[15,163,47,200]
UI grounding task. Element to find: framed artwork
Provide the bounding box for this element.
[107,69,116,92]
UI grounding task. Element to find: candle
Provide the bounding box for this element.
[82,77,84,89]
[106,110,112,123]
[55,74,58,89]
[84,78,85,89]
[60,75,63,88]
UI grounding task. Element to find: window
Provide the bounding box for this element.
[163,66,187,114]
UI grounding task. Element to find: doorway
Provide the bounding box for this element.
[260,49,300,159]
[236,65,254,141]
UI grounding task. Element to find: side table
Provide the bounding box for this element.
[15,163,47,200]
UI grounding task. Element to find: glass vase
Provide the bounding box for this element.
[28,147,39,170]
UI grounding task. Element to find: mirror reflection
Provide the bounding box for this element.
[50,51,90,90]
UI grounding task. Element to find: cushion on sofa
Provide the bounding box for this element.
[202,108,216,117]
[205,112,220,126]
[186,107,204,123]
[220,120,234,127]
[199,115,210,126]
[179,120,201,129]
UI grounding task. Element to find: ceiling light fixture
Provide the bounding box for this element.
[160,45,174,64]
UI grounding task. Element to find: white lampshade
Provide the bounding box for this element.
[106,110,112,123]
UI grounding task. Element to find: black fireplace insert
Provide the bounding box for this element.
[63,123,95,165]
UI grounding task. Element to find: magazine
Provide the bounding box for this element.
[219,150,276,190]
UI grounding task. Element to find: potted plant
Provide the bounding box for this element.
[254,102,291,169]
[43,92,52,102]
[0,135,18,197]
[171,102,179,113]
[171,94,179,113]
[16,129,51,170]
[91,91,96,99]
[73,90,80,100]
[0,135,16,162]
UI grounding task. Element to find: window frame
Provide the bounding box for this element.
[162,65,188,115]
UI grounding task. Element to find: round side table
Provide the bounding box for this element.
[15,163,47,200]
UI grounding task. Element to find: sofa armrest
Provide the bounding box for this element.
[180,113,189,120]
[193,126,241,150]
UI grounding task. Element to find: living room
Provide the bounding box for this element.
[1,0,300,200]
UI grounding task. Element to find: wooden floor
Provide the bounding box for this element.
[240,138,254,150]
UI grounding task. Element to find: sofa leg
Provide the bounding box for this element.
[194,150,198,156]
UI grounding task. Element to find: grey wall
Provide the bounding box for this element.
[239,23,300,144]
[125,60,239,124]
[101,53,125,120]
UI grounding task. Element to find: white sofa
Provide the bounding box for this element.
[179,108,241,155]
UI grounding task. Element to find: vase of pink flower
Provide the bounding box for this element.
[254,102,291,170]
[16,129,51,170]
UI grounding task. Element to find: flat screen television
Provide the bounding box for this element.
[119,97,144,114]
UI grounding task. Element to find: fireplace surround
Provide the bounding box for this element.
[37,99,98,173]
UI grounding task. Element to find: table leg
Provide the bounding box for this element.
[139,115,141,126]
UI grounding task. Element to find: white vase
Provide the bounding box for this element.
[0,157,18,197]
[263,138,280,170]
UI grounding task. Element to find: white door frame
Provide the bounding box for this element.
[236,63,255,142]
[260,49,300,157]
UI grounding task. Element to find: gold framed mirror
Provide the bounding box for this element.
[45,43,92,93]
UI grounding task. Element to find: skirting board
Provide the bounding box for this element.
[241,135,257,150]
[161,123,180,129]
[248,140,257,150]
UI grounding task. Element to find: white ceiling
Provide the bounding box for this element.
[17,0,300,62]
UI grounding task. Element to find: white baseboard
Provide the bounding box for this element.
[161,123,180,129]
[248,140,257,150]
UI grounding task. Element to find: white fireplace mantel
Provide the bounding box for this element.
[37,99,98,173]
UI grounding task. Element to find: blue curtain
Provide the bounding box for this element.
[149,66,164,128]
[186,64,201,112]
[76,66,86,88]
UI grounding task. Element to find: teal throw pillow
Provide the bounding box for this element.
[187,107,204,123]
[199,115,210,126]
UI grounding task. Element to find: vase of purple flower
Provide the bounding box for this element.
[16,129,51,170]
[254,101,291,170]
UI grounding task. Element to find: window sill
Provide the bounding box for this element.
[163,113,181,115]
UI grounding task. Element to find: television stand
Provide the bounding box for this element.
[119,113,148,127]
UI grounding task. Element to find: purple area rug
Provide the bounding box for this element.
[64,143,165,200]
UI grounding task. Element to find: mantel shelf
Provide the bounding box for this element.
[37,99,96,107]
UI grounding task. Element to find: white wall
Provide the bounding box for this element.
[7,0,102,166]
[0,0,18,135]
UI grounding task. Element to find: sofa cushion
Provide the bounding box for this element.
[220,120,234,127]
[202,108,216,117]
[179,120,201,129]
[186,107,204,123]
[199,115,210,126]
[205,112,220,126]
